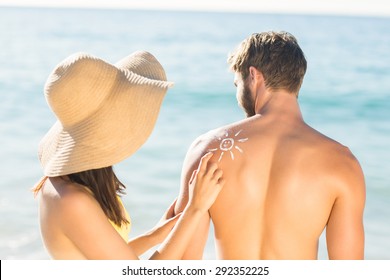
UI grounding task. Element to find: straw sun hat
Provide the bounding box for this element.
[38,51,173,177]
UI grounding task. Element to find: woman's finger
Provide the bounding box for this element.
[189,170,197,185]
[212,169,223,181]
[197,152,213,174]
[218,177,226,186]
[205,162,219,177]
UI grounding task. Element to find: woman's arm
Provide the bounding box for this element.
[150,152,224,259]
[57,152,223,259]
[128,199,180,256]
[128,152,224,259]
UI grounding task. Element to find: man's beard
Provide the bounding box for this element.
[240,83,256,117]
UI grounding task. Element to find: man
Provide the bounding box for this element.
[174,31,365,259]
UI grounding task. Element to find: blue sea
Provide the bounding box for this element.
[0,6,389,260]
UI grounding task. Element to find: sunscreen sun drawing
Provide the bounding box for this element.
[208,129,248,162]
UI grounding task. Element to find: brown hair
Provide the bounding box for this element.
[228,31,307,95]
[66,167,129,226]
[33,167,129,227]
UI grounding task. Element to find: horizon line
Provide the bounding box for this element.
[1,0,390,18]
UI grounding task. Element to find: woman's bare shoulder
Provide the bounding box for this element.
[41,177,99,216]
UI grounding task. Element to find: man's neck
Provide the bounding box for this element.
[255,89,303,121]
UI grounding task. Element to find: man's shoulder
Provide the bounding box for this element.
[190,121,241,149]
[303,124,352,157]
[306,128,358,168]
[190,120,250,154]
[312,134,365,192]
[313,130,357,162]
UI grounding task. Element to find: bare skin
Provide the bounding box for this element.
[37,152,224,259]
[175,68,365,260]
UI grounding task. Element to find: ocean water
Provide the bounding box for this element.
[0,7,389,260]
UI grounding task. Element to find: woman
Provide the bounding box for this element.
[33,51,224,259]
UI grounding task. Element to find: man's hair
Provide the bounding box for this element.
[228,31,307,95]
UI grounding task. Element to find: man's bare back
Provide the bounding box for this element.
[175,31,365,259]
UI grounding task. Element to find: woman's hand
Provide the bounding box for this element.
[187,152,225,213]
[149,152,224,260]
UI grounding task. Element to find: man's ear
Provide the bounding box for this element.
[248,66,264,85]
[249,66,256,81]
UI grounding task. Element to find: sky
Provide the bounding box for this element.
[0,0,390,17]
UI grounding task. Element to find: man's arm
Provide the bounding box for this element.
[174,137,212,259]
[326,153,366,259]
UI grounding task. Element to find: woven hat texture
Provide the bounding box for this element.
[38,51,173,176]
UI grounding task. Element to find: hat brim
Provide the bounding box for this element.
[39,52,173,176]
